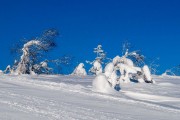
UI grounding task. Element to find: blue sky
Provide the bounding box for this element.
[0,0,180,74]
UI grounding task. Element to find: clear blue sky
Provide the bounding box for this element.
[0,0,180,74]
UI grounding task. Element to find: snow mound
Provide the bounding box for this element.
[92,74,114,93]
[72,63,87,76]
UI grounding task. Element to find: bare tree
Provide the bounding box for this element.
[163,65,180,76]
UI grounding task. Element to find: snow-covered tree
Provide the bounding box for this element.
[15,40,41,74]
[4,65,12,74]
[111,47,154,83]
[93,45,106,62]
[11,29,59,75]
[87,44,107,75]
[72,63,87,76]
[92,74,114,93]
[104,62,118,87]
[31,60,53,75]
[89,59,103,75]
[162,65,180,76]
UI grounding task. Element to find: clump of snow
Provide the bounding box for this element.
[104,62,114,77]
[120,57,134,67]
[104,62,118,87]
[40,61,48,68]
[72,63,87,76]
[142,65,154,83]
[108,70,118,87]
[117,63,137,83]
[0,70,3,74]
[112,56,121,66]
[92,74,114,93]
[89,60,102,75]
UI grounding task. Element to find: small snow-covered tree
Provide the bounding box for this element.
[72,63,87,76]
[50,55,75,74]
[93,45,106,62]
[162,65,180,76]
[89,59,103,75]
[104,62,118,87]
[4,65,12,74]
[87,44,107,75]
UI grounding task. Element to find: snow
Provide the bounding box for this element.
[104,62,118,87]
[142,65,154,83]
[104,62,114,77]
[92,74,114,93]
[89,60,102,75]
[72,63,87,76]
[0,74,180,120]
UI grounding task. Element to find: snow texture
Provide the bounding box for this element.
[0,75,180,120]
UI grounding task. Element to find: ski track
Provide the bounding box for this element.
[0,89,129,120]
[0,75,180,120]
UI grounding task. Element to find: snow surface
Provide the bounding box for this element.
[0,74,180,120]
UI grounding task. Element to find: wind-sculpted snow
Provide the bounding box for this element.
[0,74,180,120]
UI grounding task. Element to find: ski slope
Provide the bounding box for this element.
[0,74,180,120]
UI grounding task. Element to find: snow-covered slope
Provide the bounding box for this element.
[0,74,180,120]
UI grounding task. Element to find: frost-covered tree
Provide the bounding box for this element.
[15,40,41,74]
[31,60,53,75]
[111,46,154,83]
[89,59,103,75]
[162,65,180,76]
[104,62,118,87]
[72,63,87,76]
[93,45,106,62]
[4,65,12,74]
[11,29,59,75]
[51,55,75,74]
[87,45,107,75]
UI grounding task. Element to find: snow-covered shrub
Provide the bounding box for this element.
[92,43,154,93]
[117,63,137,83]
[111,47,154,83]
[92,74,114,93]
[113,55,134,67]
[104,62,118,87]
[162,65,180,76]
[72,63,87,76]
[32,61,53,75]
[89,60,102,75]
[3,65,12,74]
